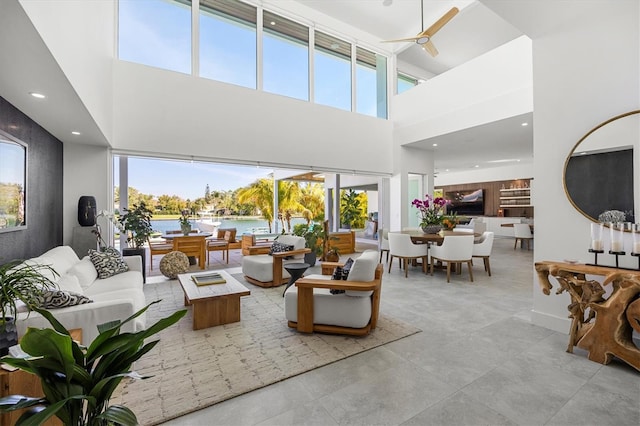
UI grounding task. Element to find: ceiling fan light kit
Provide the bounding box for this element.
[381,2,459,58]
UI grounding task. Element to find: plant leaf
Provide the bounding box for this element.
[96,404,138,426]
[19,328,75,383]
[0,395,45,411]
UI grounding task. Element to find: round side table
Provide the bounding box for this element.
[283,262,310,297]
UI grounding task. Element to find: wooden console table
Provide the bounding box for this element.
[535,261,640,371]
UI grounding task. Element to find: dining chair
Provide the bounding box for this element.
[429,234,474,283]
[206,230,231,264]
[513,223,533,250]
[147,237,173,270]
[378,228,390,263]
[472,231,494,276]
[387,232,429,277]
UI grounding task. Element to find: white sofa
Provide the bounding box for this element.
[16,246,146,345]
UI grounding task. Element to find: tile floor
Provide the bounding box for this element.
[153,237,639,426]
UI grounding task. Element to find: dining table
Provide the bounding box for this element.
[402,230,482,245]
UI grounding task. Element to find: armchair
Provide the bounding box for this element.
[242,235,310,287]
[284,250,382,336]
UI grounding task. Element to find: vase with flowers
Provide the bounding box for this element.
[411,194,450,234]
[179,210,192,235]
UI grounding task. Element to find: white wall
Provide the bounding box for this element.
[529,1,639,332]
[392,36,533,144]
[20,0,114,143]
[63,144,112,245]
[112,61,393,175]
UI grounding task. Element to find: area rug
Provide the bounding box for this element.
[111,273,421,425]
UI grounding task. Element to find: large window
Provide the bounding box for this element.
[119,0,192,74]
[314,31,351,111]
[199,0,257,89]
[397,73,418,94]
[262,11,309,101]
[356,47,387,119]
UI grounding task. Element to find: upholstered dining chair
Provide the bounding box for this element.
[513,223,534,250]
[472,231,494,276]
[429,234,474,283]
[387,232,429,277]
[378,228,390,263]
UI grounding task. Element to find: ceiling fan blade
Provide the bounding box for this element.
[424,7,459,37]
[421,40,438,57]
[381,34,423,43]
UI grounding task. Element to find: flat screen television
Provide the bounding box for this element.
[444,189,484,216]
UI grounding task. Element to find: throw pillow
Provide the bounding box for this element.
[269,241,294,255]
[37,289,93,309]
[56,274,84,294]
[88,247,129,279]
[67,257,98,289]
[330,266,346,294]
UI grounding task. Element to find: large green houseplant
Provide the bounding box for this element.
[340,189,365,229]
[292,223,325,266]
[0,301,187,425]
[118,201,153,249]
[0,260,58,356]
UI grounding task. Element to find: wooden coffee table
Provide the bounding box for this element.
[177,270,251,330]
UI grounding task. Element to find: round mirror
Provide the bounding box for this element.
[563,110,639,227]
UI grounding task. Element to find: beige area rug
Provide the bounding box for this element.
[111,273,421,425]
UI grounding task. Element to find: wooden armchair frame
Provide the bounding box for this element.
[148,238,173,270]
[288,264,383,336]
[243,248,311,288]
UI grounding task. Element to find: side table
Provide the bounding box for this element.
[283,262,310,296]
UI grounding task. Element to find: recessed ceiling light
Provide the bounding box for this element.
[29,92,46,99]
[445,169,449,172]
[474,165,480,168]
[521,122,528,126]
[432,143,438,147]
[71,131,81,135]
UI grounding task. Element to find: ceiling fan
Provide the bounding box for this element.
[381,2,459,57]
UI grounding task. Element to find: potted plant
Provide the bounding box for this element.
[0,302,187,425]
[0,260,58,356]
[292,223,324,266]
[411,194,450,234]
[324,246,340,262]
[179,210,192,235]
[340,189,365,229]
[118,201,153,279]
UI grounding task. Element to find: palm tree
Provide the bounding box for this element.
[299,183,325,222]
[237,178,275,232]
[278,181,303,232]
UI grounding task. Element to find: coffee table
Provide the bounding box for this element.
[177,270,251,330]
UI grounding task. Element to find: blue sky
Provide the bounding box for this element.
[116,157,273,200]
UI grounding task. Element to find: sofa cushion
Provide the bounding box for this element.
[56,273,84,294]
[284,286,372,329]
[242,254,292,283]
[39,246,81,277]
[345,250,378,297]
[37,289,92,309]
[67,256,99,289]
[89,247,129,279]
[83,270,144,296]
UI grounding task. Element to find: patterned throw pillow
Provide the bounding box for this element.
[268,241,294,255]
[88,247,129,279]
[37,289,93,309]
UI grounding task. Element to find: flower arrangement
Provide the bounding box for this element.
[442,214,459,230]
[411,195,450,226]
[93,210,126,251]
[179,210,191,227]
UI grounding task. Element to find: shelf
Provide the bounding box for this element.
[500,205,533,208]
[500,196,530,199]
[500,188,530,192]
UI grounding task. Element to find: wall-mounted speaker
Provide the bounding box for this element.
[78,196,97,227]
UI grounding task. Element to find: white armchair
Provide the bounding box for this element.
[388,232,429,277]
[514,223,533,250]
[472,231,494,276]
[242,235,310,287]
[429,234,474,283]
[284,250,382,336]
